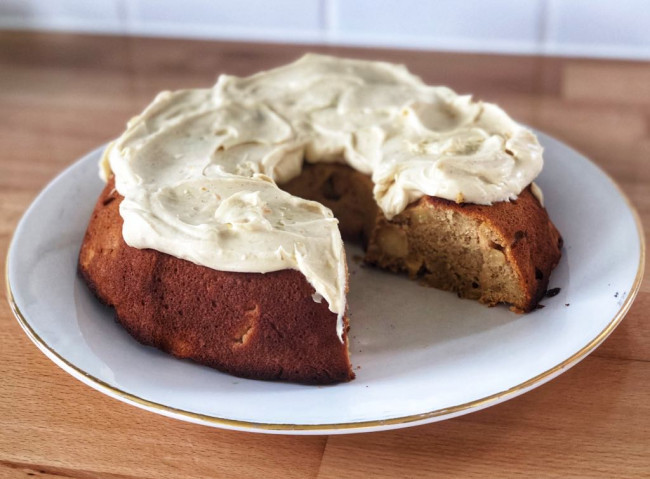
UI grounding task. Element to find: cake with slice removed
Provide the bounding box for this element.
[78,54,562,384]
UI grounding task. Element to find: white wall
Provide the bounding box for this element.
[1,0,648,60]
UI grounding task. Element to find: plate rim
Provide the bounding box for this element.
[5,140,646,434]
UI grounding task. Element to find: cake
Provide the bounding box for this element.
[79,54,562,384]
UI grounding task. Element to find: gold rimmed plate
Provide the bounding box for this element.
[6,131,645,434]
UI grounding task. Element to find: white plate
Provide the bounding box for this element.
[6,131,645,435]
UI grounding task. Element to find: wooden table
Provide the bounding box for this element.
[1,32,648,478]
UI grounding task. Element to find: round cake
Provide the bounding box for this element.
[79,54,562,384]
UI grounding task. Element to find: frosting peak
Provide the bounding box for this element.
[103,54,544,334]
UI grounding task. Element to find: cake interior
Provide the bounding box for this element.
[282,162,557,312]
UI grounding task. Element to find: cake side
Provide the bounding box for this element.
[78,179,354,384]
[282,162,379,246]
[366,187,563,312]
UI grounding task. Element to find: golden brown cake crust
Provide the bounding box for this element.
[78,179,354,384]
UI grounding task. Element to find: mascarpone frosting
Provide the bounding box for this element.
[102,54,545,336]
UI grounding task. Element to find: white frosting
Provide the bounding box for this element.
[102,54,544,336]
[531,182,544,206]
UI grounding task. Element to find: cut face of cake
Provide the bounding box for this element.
[78,54,562,384]
[282,163,562,314]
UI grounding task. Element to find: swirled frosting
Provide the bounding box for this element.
[102,54,544,336]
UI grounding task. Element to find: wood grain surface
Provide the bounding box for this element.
[1,32,648,479]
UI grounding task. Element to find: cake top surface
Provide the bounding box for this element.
[102,54,544,333]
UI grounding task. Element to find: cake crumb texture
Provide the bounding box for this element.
[285,163,562,313]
